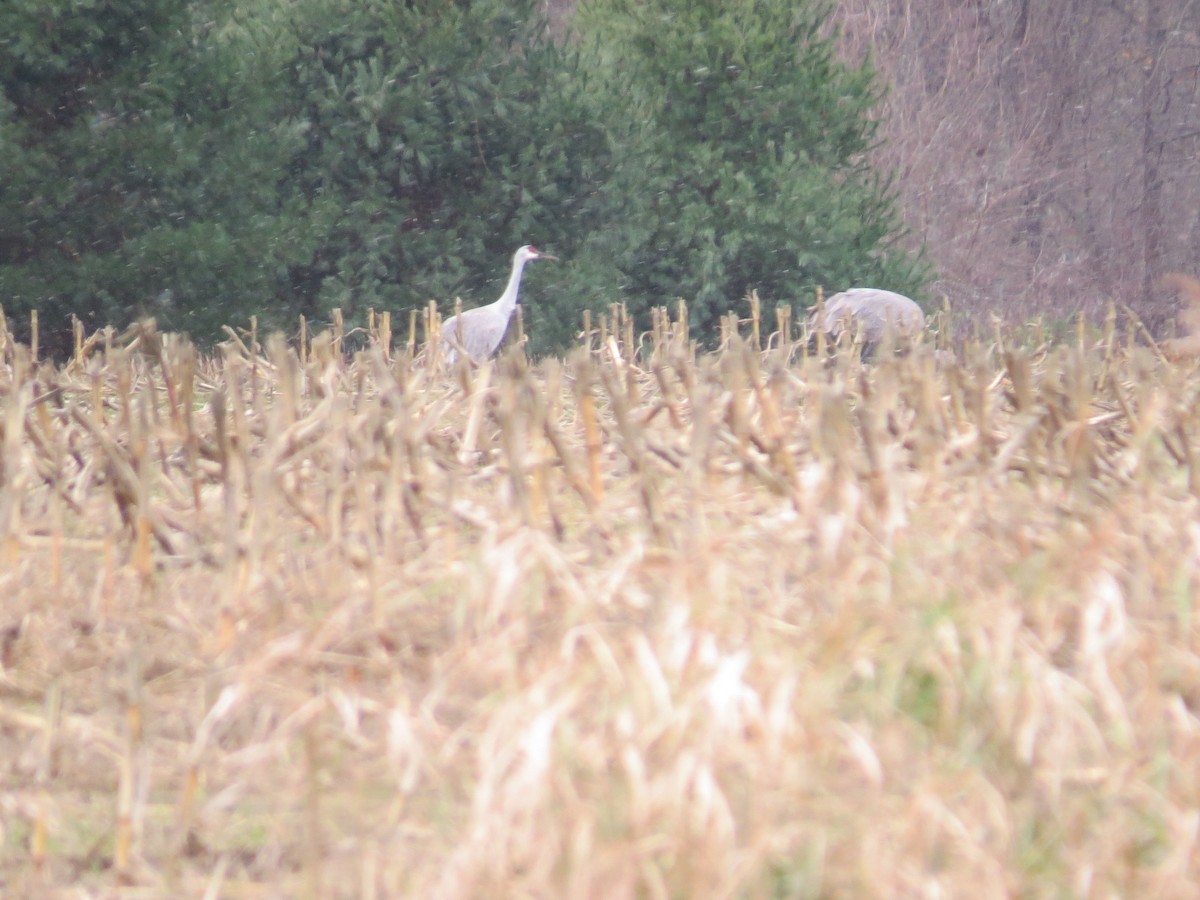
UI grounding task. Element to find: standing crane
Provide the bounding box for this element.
[440,245,557,364]
[807,288,924,346]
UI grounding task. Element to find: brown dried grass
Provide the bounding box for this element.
[1,306,1199,897]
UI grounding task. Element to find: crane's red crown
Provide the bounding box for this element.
[519,245,558,261]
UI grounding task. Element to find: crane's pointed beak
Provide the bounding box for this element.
[538,253,559,261]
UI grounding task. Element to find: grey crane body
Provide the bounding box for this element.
[441,245,556,364]
[807,288,924,345]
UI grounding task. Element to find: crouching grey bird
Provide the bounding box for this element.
[440,245,557,364]
[807,288,924,347]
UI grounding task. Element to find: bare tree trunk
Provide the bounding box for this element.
[1140,0,1168,320]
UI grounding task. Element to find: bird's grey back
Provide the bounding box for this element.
[808,288,923,343]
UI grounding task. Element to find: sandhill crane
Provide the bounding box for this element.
[441,245,557,364]
[807,288,924,346]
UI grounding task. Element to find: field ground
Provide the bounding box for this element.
[2,309,1200,897]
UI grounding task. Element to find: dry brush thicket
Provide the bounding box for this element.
[2,306,1200,897]
[833,0,1200,327]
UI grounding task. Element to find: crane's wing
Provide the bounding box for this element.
[441,307,513,363]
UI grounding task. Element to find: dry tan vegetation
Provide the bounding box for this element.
[2,305,1200,898]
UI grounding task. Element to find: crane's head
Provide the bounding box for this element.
[517,245,558,263]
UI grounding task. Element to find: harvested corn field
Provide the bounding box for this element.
[2,307,1199,897]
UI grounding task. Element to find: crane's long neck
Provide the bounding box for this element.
[494,253,530,319]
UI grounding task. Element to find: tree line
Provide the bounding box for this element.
[0,0,926,356]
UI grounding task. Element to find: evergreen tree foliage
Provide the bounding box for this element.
[570,0,927,341]
[276,0,608,339]
[0,0,318,351]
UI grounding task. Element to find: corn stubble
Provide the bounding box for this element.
[1,304,1199,898]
